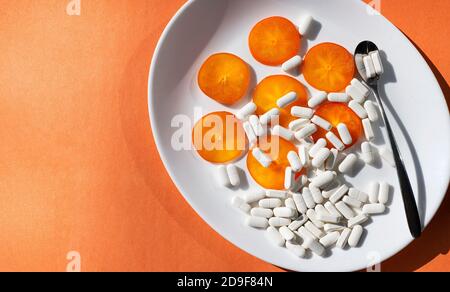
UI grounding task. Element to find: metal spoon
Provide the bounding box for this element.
[354,41,422,238]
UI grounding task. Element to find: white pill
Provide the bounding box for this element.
[325,202,343,218]
[298,14,313,35]
[269,217,291,227]
[319,231,340,248]
[295,124,317,140]
[251,207,274,219]
[348,225,364,247]
[336,228,352,249]
[363,55,376,79]
[370,50,384,75]
[303,237,325,256]
[286,241,306,258]
[246,216,269,229]
[289,216,308,231]
[310,185,324,204]
[343,196,363,209]
[279,226,296,241]
[287,151,303,172]
[337,123,353,145]
[346,85,366,104]
[315,204,329,216]
[324,224,345,233]
[249,115,265,137]
[305,221,324,239]
[349,188,369,203]
[266,226,285,247]
[243,121,257,146]
[273,125,294,141]
[232,196,251,213]
[259,198,282,209]
[282,56,302,74]
[362,118,375,141]
[260,108,280,125]
[277,91,298,108]
[236,102,257,120]
[329,185,349,203]
[298,144,310,166]
[266,190,287,199]
[338,154,358,175]
[348,214,369,228]
[302,188,316,209]
[289,118,310,131]
[274,207,296,218]
[379,182,390,205]
[321,181,341,198]
[297,226,316,241]
[328,93,350,103]
[311,115,332,131]
[361,142,374,164]
[380,146,396,168]
[252,148,273,168]
[312,148,331,168]
[368,182,380,204]
[306,209,324,229]
[349,100,368,119]
[284,167,295,190]
[326,132,345,151]
[364,101,379,122]
[335,201,355,220]
[292,193,308,214]
[351,79,370,98]
[227,164,240,187]
[317,213,340,224]
[363,203,386,215]
[308,91,327,108]
[244,190,266,204]
[310,171,335,188]
[216,165,231,187]
[309,138,327,157]
[355,55,367,78]
[325,148,339,170]
[285,198,297,213]
[291,106,314,119]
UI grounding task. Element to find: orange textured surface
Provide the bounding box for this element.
[0,0,448,272]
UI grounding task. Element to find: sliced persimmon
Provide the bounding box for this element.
[303,42,355,92]
[198,53,251,105]
[192,111,246,163]
[247,135,299,190]
[249,16,301,66]
[311,102,363,148]
[253,75,308,128]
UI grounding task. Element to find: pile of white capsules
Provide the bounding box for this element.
[215,14,395,258]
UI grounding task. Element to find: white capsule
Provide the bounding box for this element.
[216,165,231,187]
[285,198,297,212]
[317,213,340,224]
[324,223,345,233]
[337,123,353,145]
[274,207,296,218]
[292,193,308,214]
[287,151,303,172]
[309,138,327,157]
[336,228,352,249]
[379,182,390,205]
[286,241,306,258]
[244,190,266,204]
[370,50,384,75]
[346,85,366,104]
[291,106,314,119]
[252,148,273,168]
[236,102,257,120]
[279,226,295,241]
[319,231,340,248]
[368,182,380,204]
[349,100,368,119]
[364,101,379,122]
[249,115,265,137]
[232,196,251,213]
[338,154,358,175]
[260,108,280,125]
[227,164,240,187]
[282,56,302,74]
[298,144,310,166]
[343,195,363,209]
[311,115,332,131]
[303,237,326,256]
[266,226,285,247]
[310,185,324,204]
[363,55,376,79]
[259,198,282,209]
[306,209,324,228]
[355,55,367,78]
[348,225,364,247]
[297,226,316,241]
[243,121,257,146]
[246,216,269,229]
[325,148,339,170]
[301,188,316,209]
[348,214,369,228]
[284,167,295,190]
[362,118,375,141]
[321,181,341,198]
[273,125,294,141]
[288,216,308,231]
[310,171,336,188]
[277,91,298,108]
[328,92,350,103]
[305,221,324,239]
[289,118,310,131]
[269,217,292,227]
[351,78,370,98]
[335,201,355,220]
[308,91,327,108]
[266,190,287,199]
[295,124,317,140]
[348,188,369,203]
[312,148,331,168]
[325,202,343,219]
[298,14,313,35]
[251,207,274,219]
[326,132,345,151]
[363,203,386,215]
[361,142,374,164]
[380,146,396,168]
[329,185,349,204]
[315,204,329,216]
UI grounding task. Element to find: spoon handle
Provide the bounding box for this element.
[369,86,422,238]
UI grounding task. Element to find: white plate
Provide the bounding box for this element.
[148,0,450,272]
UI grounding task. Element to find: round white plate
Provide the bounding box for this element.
[148,0,450,272]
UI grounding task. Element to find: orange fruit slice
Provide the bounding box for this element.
[198,53,251,105]
[303,42,355,92]
[253,75,308,128]
[192,111,246,163]
[247,135,299,190]
[249,17,301,66]
[311,102,363,148]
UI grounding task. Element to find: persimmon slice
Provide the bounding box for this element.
[303,42,355,92]
[253,75,308,128]
[249,17,301,66]
[247,135,299,190]
[311,103,363,148]
[198,53,251,105]
[192,111,246,163]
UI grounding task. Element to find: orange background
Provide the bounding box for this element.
[0,0,448,272]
